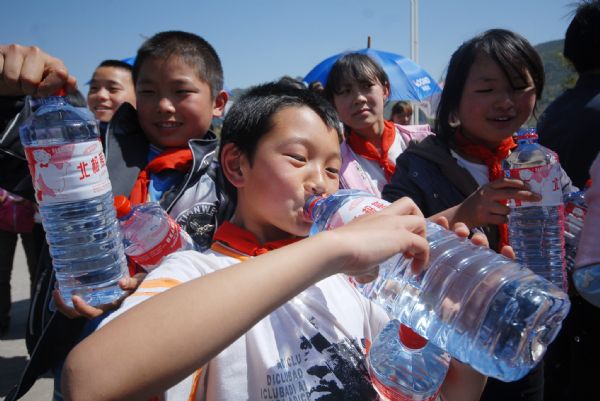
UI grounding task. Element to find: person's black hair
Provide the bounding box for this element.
[323,53,390,102]
[96,59,133,73]
[391,100,413,117]
[564,0,600,74]
[277,75,306,90]
[435,28,545,142]
[132,31,223,98]
[219,82,342,196]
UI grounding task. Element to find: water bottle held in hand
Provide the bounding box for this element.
[19,96,128,307]
[114,196,197,272]
[369,320,450,401]
[563,183,589,273]
[502,128,567,290]
[305,189,570,381]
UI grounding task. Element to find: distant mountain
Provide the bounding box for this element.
[534,39,578,119]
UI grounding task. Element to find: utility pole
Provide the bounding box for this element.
[410,0,419,123]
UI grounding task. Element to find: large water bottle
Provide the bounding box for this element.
[19,96,128,307]
[572,164,600,307]
[502,129,567,291]
[114,195,197,271]
[305,189,570,381]
[563,184,589,273]
[369,319,450,401]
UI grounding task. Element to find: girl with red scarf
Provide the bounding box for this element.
[323,54,433,197]
[382,29,576,401]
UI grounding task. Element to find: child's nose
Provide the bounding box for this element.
[496,90,516,109]
[307,170,327,195]
[157,97,176,113]
[96,88,110,100]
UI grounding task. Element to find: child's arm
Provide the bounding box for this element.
[61,197,429,401]
[441,359,487,401]
[0,43,78,96]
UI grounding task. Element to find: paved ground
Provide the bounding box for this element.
[1,238,53,401]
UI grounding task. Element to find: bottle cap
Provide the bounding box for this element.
[114,195,132,218]
[304,194,327,221]
[53,88,66,97]
[399,324,428,349]
[515,127,538,141]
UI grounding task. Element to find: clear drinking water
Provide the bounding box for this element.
[305,189,570,382]
[19,96,128,307]
[369,319,450,401]
[502,129,567,291]
[563,187,588,272]
[114,195,197,271]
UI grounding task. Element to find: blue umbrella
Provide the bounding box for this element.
[303,48,441,102]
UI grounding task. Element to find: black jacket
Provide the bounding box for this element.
[381,135,500,249]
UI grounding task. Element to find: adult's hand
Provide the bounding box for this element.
[0,44,77,97]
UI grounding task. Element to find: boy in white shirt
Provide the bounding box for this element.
[62,82,487,401]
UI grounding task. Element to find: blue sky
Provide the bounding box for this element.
[2,0,576,95]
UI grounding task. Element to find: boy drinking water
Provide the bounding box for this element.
[63,82,487,401]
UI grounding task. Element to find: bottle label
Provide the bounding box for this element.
[505,163,563,207]
[25,140,111,204]
[129,218,183,267]
[565,203,587,220]
[324,197,389,231]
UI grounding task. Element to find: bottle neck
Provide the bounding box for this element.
[29,95,66,111]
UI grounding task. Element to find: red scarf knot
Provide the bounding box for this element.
[347,120,397,182]
[129,148,193,205]
[453,129,517,251]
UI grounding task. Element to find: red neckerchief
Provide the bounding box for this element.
[212,221,301,256]
[347,120,396,181]
[453,128,517,250]
[129,148,193,205]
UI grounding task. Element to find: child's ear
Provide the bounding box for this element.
[221,142,246,188]
[383,83,390,102]
[212,90,228,118]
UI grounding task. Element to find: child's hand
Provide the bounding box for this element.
[453,178,541,228]
[0,44,78,97]
[332,196,429,281]
[52,272,146,319]
[433,216,516,259]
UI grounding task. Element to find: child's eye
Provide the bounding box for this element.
[286,154,306,163]
[475,88,493,93]
[326,167,339,175]
[514,85,533,93]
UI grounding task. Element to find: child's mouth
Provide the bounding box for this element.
[155,121,182,129]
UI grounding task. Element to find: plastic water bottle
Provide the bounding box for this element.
[572,175,600,307]
[502,128,567,291]
[305,189,570,381]
[369,319,450,401]
[19,96,128,307]
[563,183,589,272]
[114,195,197,271]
